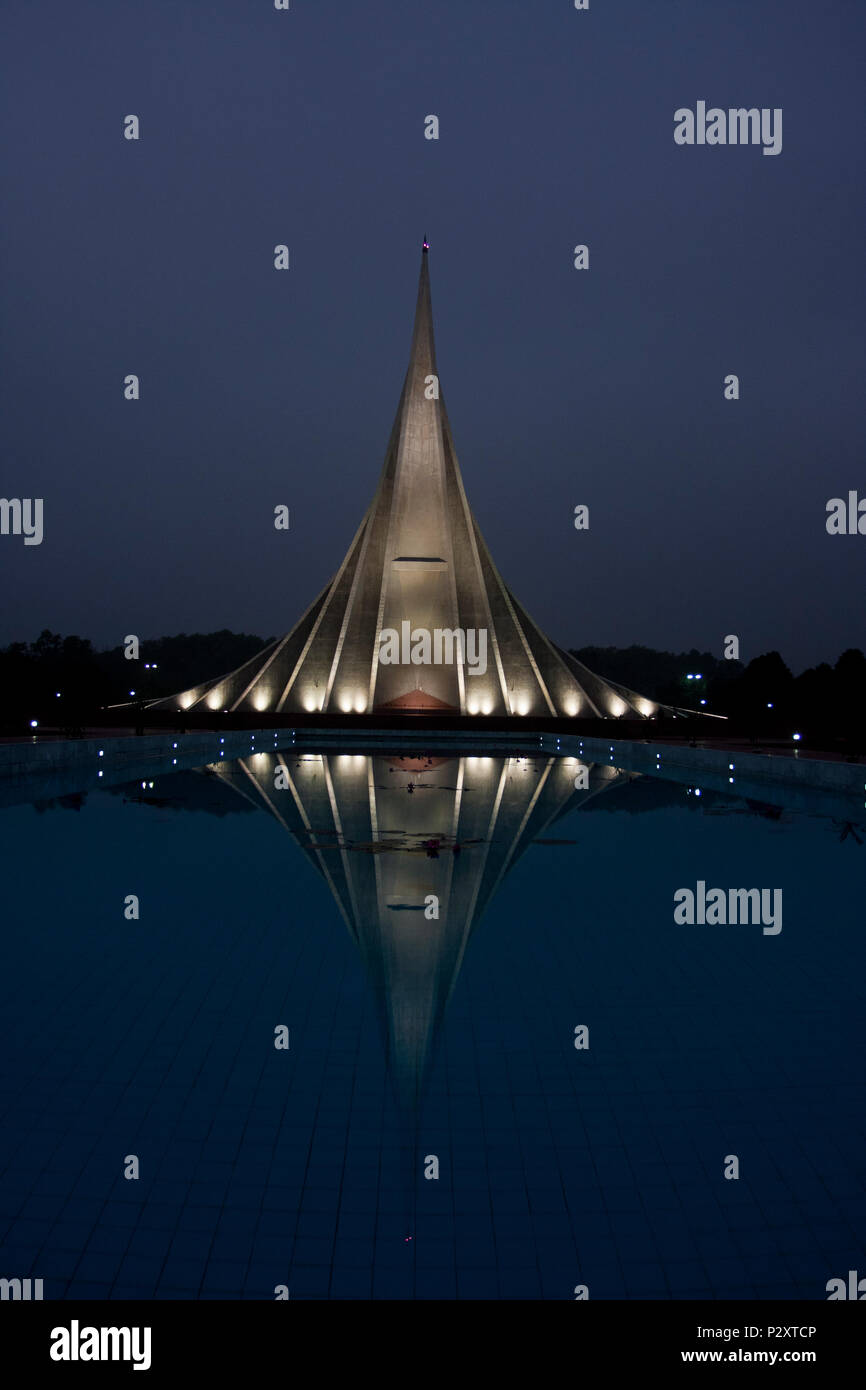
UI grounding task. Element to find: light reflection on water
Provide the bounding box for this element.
[1,747,864,1300]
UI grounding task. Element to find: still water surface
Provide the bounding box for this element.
[1,746,864,1299]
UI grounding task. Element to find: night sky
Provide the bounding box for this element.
[2,0,863,670]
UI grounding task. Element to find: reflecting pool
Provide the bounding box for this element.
[1,745,864,1299]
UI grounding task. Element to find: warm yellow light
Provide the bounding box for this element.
[337,689,366,714]
[253,690,271,712]
[609,697,627,717]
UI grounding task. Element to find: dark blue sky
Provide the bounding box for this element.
[2,0,863,670]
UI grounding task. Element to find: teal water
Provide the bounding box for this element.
[0,747,863,1299]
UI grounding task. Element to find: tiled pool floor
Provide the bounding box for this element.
[1,752,863,1298]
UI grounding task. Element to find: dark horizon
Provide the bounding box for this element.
[4,623,865,685]
[2,1,863,670]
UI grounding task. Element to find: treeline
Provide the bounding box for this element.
[0,631,863,746]
[571,644,866,743]
[0,629,272,725]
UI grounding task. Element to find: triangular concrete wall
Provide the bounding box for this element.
[149,249,659,720]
